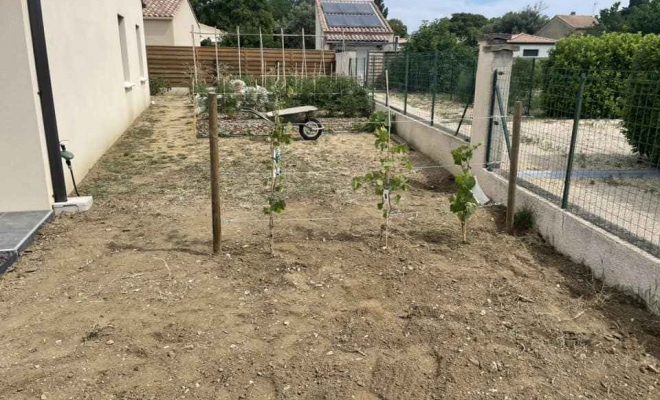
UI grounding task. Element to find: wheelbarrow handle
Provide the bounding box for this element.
[240,108,275,123]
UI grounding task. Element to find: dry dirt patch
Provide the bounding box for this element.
[0,96,659,400]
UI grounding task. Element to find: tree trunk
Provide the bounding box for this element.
[461,221,467,243]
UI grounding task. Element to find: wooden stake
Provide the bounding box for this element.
[506,101,523,235]
[281,28,286,85]
[302,28,307,77]
[237,26,242,79]
[259,28,265,86]
[209,94,222,253]
[214,26,220,84]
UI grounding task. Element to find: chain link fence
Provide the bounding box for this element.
[367,50,477,141]
[490,64,660,258]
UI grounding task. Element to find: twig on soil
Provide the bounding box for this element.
[338,346,367,357]
[155,257,172,280]
[560,309,586,322]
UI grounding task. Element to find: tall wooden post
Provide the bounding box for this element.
[237,26,242,79]
[209,94,222,252]
[506,101,523,235]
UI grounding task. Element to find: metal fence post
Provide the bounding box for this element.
[431,50,439,127]
[485,70,499,165]
[449,56,455,101]
[561,73,587,210]
[404,53,410,115]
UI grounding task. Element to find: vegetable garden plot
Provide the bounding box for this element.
[1,96,659,399]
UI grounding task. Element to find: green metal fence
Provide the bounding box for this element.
[489,66,660,258]
[367,50,478,141]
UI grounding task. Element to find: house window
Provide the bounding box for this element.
[523,49,540,57]
[117,15,131,84]
[135,25,146,79]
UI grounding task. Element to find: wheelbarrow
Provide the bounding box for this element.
[241,106,324,140]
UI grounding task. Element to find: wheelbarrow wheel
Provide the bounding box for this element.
[299,118,324,141]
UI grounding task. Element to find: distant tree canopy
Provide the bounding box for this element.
[193,0,315,48]
[483,2,549,34]
[388,18,408,38]
[591,0,660,35]
[406,13,488,54]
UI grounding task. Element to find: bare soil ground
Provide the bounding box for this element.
[377,91,660,258]
[1,96,660,400]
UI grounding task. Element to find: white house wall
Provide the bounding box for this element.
[512,43,554,58]
[144,19,175,46]
[0,0,53,212]
[171,1,200,46]
[38,0,151,200]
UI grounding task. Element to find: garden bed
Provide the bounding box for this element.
[0,96,658,400]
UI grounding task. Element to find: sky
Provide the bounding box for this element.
[387,0,630,33]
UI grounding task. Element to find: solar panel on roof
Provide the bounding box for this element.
[326,14,348,27]
[321,3,343,13]
[352,3,375,14]
[326,13,383,27]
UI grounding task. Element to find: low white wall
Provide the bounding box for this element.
[0,0,53,212]
[378,103,660,311]
[41,0,151,196]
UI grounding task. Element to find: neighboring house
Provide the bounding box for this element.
[394,36,407,51]
[143,0,200,46]
[315,0,394,60]
[535,12,598,40]
[508,33,557,58]
[199,23,225,44]
[0,0,151,213]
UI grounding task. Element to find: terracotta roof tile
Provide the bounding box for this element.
[556,15,598,29]
[143,0,183,18]
[316,0,393,43]
[508,33,557,44]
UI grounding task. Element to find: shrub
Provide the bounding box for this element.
[513,206,536,232]
[149,77,171,96]
[450,144,481,243]
[622,34,660,164]
[540,33,644,119]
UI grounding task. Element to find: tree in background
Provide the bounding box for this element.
[483,2,549,34]
[277,1,315,49]
[446,13,489,48]
[591,0,660,35]
[194,0,277,47]
[374,0,388,18]
[388,18,408,38]
[406,14,487,54]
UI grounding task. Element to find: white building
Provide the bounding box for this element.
[508,33,557,59]
[143,0,200,46]
[0,0,151,213]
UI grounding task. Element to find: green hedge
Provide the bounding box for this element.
[623,35,660,164]
[540,33,644,118]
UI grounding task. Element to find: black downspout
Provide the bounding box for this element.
[26,0,67,203]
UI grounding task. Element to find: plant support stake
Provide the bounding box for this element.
[209,94,222,253]
[561,73,587,209]
[237,26,242,79]
[506,102,523,235]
